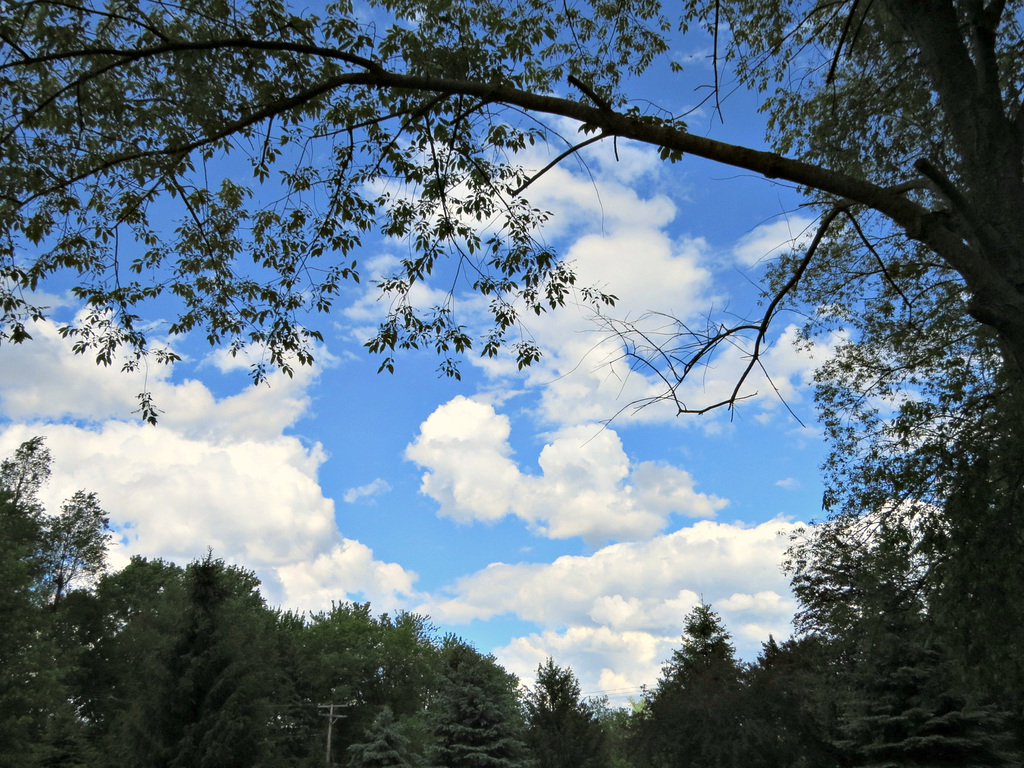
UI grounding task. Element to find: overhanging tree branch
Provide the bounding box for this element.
[5,0,1024,419]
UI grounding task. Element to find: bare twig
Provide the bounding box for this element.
[511,134,604,196]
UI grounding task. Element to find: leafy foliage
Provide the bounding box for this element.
[0,0,638,408]
[41,490,111,605]
[5,0,1023,429]
[0,439,110,767]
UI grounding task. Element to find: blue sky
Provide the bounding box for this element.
[0,53,838,704]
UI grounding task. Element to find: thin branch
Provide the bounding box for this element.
[826,0,866,85]
[841,209,914,314]
[13,72,366,208]
[1,36,384,74]
[511,134,604,196]
[711,0,723,121]
[610,204,845,419]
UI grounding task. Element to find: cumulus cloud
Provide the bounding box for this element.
[462,152,824,430]
[333,138,826,432]
[406,396,726,543]
[276,537,419,610]
[501,627,671,703]
[733,216,817,268]
[419,518,801,700]
[0,321,420,613]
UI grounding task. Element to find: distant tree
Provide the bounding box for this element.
[665,603,738,682]
[590,699,640,768]
[636,603,743,768]
[41,490,110,606]
[0,490,56,767]
[428,636,527,768]
[524,658,604,768]
[299,602,438,759]
[0,436,51,510]
[735,635,841,768]
[77,555,188,750]
[104,553,288,768]
[0,436,111,607]
[348,706,420,768]
[0,439,99,767]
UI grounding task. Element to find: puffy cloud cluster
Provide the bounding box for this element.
[406,396,726,543]
[0,319,420,612]
[418,518,801,700]
[0,134,825,709]
[463,148,825,430]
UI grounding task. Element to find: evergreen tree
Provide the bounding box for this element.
[636,603,742,768]
[109,553,289,768]
[837,636,1020,768]
[665,603,738,681]
[428,637,526,768]
[347,706,419,768]
[524,658,604,768]
[788,485,1024,767]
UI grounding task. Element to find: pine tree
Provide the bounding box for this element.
[837,636,1020,768]
[636,603,742,768]
[347,706,419,768]
[524,658,604,768]
[665,603,738,682]
[109,553,287,768]
[428,637,526,768]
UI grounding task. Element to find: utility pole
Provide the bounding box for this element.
[319,700,354,766]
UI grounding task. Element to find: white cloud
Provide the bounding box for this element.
[733,216,816,268]
[344,478,392,504]
[0,318,174,423]
[500,626,671,703]
[0,322,420,614]
[276,538,419,610]
[406,396,726,543]
[458,156,824,431]
[421,518,801,700]
[0,317,318,442]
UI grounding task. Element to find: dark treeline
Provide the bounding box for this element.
[3,434,1023,767]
